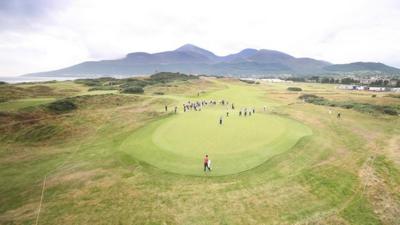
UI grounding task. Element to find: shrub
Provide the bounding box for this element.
[299,94,318,99]
[287,87,302,91]
[74,79,103,86]
[240,79,256,84]
[149,72,198,83]
[153,92,164,95]
[120,79,149,88]
[382,107,398,115]
[0,81,7,85]
[79,80,100,86]
[299,94,327,105]
[371,94,376,98]
[88,86,118,91]
[122,86,144,94]
[341,103,354,109]
[46,99,77,113]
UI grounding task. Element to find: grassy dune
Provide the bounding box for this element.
[0,77,399,224]
[0,98,55,111]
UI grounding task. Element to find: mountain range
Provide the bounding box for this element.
[25,44,400,77]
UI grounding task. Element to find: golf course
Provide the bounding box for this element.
[1,74,399,224]
[121,83,312,176]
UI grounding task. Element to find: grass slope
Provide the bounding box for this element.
[0,98,55,111]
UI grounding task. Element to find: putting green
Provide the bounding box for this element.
[120,83,312,175]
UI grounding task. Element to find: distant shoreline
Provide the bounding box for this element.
[0,76,79,84]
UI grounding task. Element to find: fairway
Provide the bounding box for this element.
[120,83,312,175]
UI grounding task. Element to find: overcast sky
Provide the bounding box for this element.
[1,0,400,76]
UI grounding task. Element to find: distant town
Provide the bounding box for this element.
[241,75,400,92]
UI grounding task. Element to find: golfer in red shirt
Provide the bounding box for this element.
[204,155,209,172]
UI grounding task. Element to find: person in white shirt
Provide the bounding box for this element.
[207,159,212,171]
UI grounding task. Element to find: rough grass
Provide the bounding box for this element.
[0,78,399,224]
[15,124,62,142]
[299,94,400,116]
[0,98,55,111]
[0,81,88,102]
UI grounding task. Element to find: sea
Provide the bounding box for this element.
[0,76,79,84]
[0,74,141,84]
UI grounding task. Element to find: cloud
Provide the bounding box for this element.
[0,0,68,30]
[0,0,400,76]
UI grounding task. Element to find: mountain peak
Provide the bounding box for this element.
[175,44,217,59]
[175,44,202,51]
[237,48,259,57]
[240,48,258,52]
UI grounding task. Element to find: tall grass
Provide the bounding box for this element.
[299,94,399,115]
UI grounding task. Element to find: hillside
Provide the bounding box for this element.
[24,44,400,77]
[325,62,400,74]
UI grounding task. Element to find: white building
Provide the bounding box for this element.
[355,86,367,90]
[261,78,293,83]
[369,87,387,92]
[391,88,400,92]
[337,85,356,90]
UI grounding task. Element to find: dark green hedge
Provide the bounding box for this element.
[287,87,302,91]
[46,99,77,113]
[122,86,144,94]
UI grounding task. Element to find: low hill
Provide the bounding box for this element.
[324,62,400,74]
